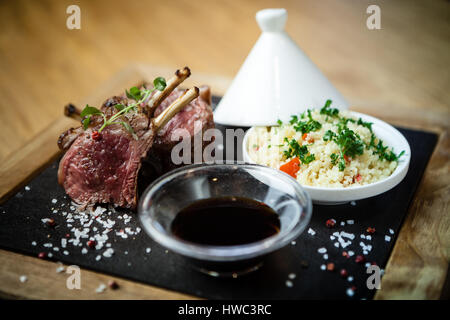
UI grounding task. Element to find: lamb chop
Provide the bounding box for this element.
[61,68,214,179]
[58,70,200,209]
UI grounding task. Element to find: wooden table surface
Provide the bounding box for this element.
[0,0,449,300]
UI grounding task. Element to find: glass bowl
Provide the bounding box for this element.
[138,163,312,277]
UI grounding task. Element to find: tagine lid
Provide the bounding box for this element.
[214,8,349,127]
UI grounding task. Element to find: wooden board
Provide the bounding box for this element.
[0,64,448,300]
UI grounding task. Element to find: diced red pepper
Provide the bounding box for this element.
[279,157,301,178]
[302,133,314,143]
[344,155,351,163]
[355,173,362,182]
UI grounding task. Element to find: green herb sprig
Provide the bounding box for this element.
[320,99,339,117]
[80,77,167,139]
[289,110,322,134]
[283,137,315,164]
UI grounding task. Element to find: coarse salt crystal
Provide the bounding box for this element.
[81,248,88,254]
[43,243,52,248]
[340,222,345,226]
[288,273,296,279]
[56,266,65,273]
[25,186,30,191]
[63,250,69,256]
[53,247,59,252]
[338,238,351,249]
[348,251,355,257]
[95,283,107,293]
[291,241,296,245]
[31,241,37,246]
[385,235,391,242]
[19,275,28,283]
[347,220,354,225]
[95,255,101,261]
[51,199,57,204]
[346,288,355,297]
[340,232,355,240]
[323,254,328,260]
[285,280,293,288]
[146,248,151,254]
[350,201,356,206]
[334,242,339,248]
[389,229,394,234]
[320,264,326,271]
[318,247,327,254]
[307,228,316,236]
[347,276,354,282]
[103,248,114,258]
[361,234,366,239]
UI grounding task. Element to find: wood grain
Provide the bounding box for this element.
[0,0,449,161]
[0,64,448,300]
[374,130,450,300]
[0,249,197,300]
[0,0,449,300]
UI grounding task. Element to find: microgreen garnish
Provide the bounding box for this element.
[80,77,167,139]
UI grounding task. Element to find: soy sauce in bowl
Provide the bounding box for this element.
[171,197,281,246]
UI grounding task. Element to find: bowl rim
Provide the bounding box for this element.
[138,162,312,261]
[242,110,411,201]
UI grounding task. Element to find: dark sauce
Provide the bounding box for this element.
[171,197,281,246]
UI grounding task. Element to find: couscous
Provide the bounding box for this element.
[247,100,405,188]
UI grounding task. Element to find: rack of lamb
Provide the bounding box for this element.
[57,67,214,209]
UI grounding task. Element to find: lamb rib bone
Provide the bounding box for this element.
[61,67,191,122]
[153,87,199,130]
[145,67,191,117]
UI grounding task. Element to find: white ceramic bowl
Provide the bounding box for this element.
[243,111,411,205]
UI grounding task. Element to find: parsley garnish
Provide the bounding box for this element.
[372,138,405,161]
[289,110,322,134]
[320,99,339,117]
[324,127,364,171]
[283,138,315,164]
[80,77,167,139]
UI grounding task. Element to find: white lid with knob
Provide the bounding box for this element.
[214,8,349,126]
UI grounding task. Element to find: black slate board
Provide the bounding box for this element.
[0,97,438,299]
